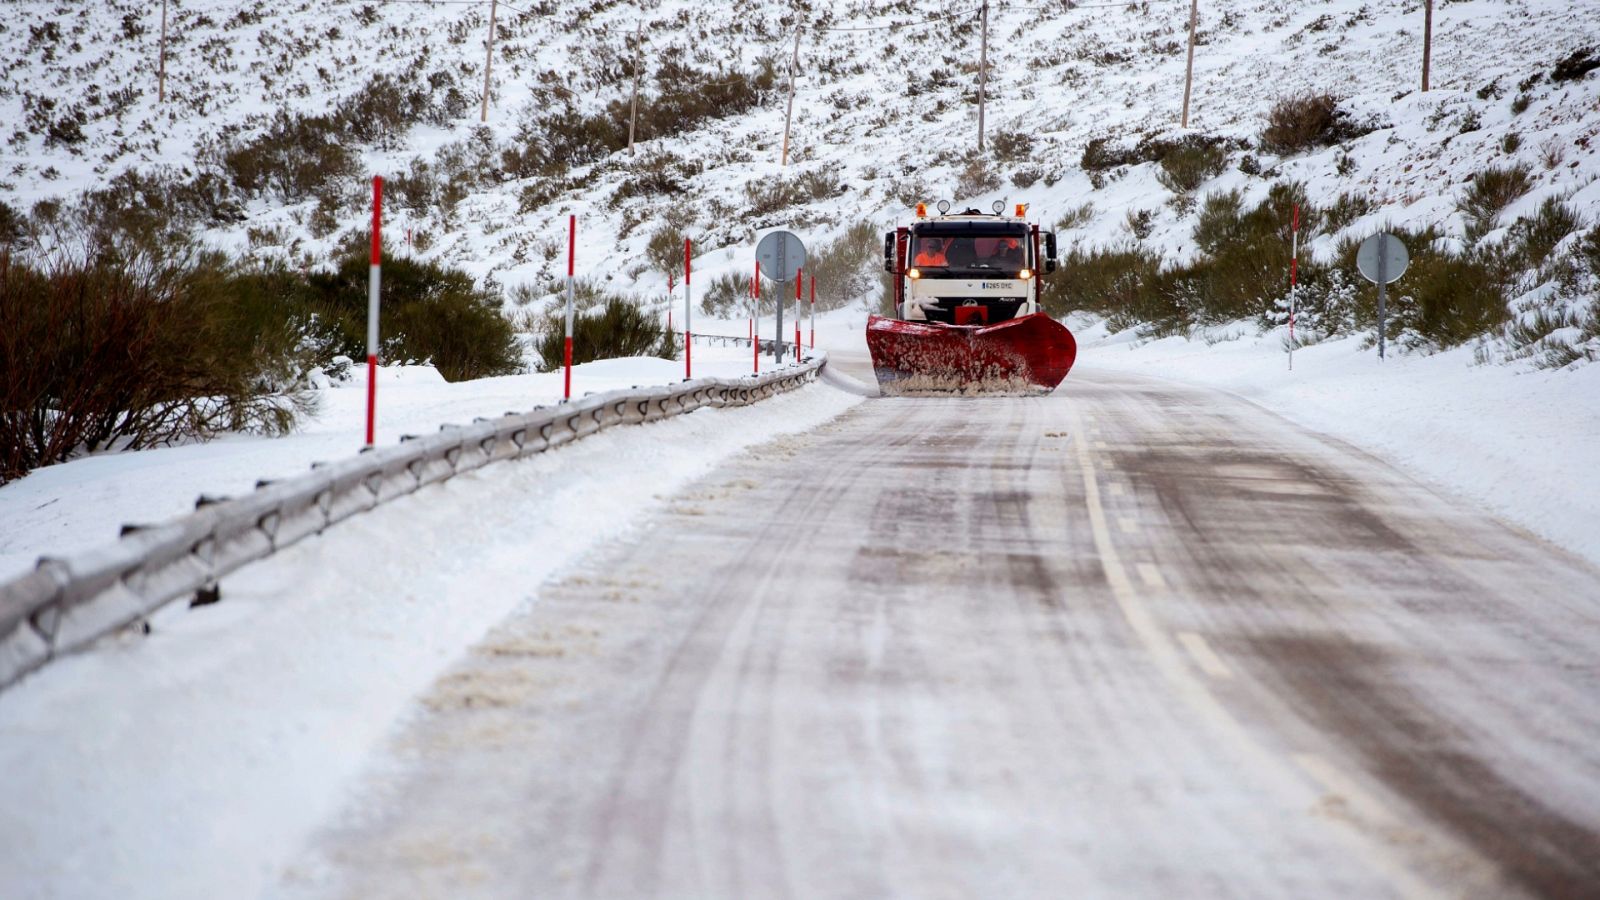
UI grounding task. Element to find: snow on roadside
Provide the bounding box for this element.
[0,374,860,900]
[0,343,792,581]
[1077,315,1600,569]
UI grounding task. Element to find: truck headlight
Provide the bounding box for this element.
[908,267,922,280]
[1018,268,1033,280]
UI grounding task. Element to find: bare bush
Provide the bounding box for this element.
[0,250,315,484]
[1258,93,1367,156]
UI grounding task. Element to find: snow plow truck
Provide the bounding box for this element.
[868,201,1076,395]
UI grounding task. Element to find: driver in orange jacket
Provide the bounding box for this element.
[914,237,948,266]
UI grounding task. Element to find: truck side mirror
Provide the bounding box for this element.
[1043,231,1058,274]
[883,233,896,273]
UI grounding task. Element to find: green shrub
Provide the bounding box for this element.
[1551,47,1599,83]
[1322,190,1375,232]
[1508,197,1580,269]
[1124,208,1156,240]
[701,272,760,317]
[991,131,1035,164]
[1331,226,1512,347]
[1156,143,1228,193]
[1458,163,1534,238]
[801,220,881,311]
[304,241,521,381]
[1042,244,1165,326]
[613,151,704,203]
[955,155,1001,197]
[1055,202,1095,231]
[646,221,689,280]
[535,295,674,370]
[507,60,777,179]
[1192,190,1247,253]
[221,110,357,204]
[0,201,22,247]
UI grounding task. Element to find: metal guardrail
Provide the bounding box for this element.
[0,355,826,691]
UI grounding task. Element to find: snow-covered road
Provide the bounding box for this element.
[284,363,1600,898]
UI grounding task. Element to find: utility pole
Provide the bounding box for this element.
[480,0,498,123]
[781,28,801,166]
[1180,0,1198,127]
[1421,0,1433,92]
[158,0,168,103]
[977,1,989,152]
[627,17,643,155]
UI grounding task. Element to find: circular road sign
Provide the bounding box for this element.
[1357,232,1409,285]
[756,230,807,283]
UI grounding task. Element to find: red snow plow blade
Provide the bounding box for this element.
[866,313,1077,395]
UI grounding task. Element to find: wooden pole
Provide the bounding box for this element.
[1181,0,1198,127]
[158,0,168,104]
[1422,0,1433,92]
[781,29,801,166]
[480,0,499,123]
[627,18,643,155]
[977,1,989,152]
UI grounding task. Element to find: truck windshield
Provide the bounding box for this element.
[910,229,1029,276]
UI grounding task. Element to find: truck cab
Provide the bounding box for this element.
[884,202,1058,326]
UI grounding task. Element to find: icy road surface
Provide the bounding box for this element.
[289,360,1600,899]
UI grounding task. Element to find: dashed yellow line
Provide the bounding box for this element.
[1068,407,1448,900]
[1136,562,1167,590]
[1108,482,1126,497]
[1117,516,1139,535]
[1176,631,1234,680]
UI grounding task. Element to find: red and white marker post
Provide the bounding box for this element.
[794,267,803,361]
[666,272,674,333]
[564,214,576,399]
[684,237,693,380]
[752,260,760,374]
[1289,203,1299,372]
[365,175,382,446]
[809,272,816,349]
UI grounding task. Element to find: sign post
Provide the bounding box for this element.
[1356,232,1409,362]
[1289,203,1299,371]
[564,214,575,399]
[809,272,816,348]
[752,261,760,374]
[756,230,807,364]
[684,237,693,379]
[794,268,803,360]
[366,176,382,446]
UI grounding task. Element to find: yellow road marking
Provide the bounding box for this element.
[1069,409,1448,900]
[1118,517,1138,535]
[1176,631,1233,680]
[1108,482,1126,496]
[1137,562,1167,590]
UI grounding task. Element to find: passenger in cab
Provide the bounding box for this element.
[914,236,948,266]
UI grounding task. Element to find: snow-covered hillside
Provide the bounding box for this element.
[4,0,1598,311]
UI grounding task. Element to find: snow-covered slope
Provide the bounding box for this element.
[4,0,1598,300]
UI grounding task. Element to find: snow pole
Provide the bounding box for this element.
[794,267,803,361]
[1289,204,1299,372]
[684,237,693,380]
[809,272,816,349]
[753,261,761,374]
[564,214,575,400]
[365,175,382,447]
